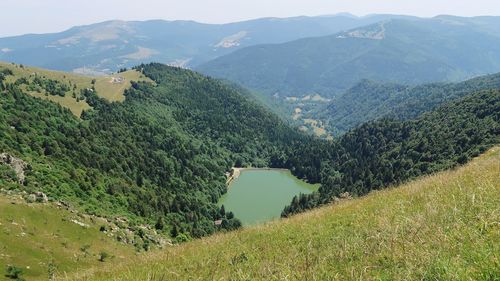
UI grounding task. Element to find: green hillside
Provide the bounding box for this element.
[0,194,135,281]
[283,89,500,216]
[0,62,318,244]
[0,61,153,116]
[1,62,498,280]
[317,73,500,135]
[70,146,500,280]
[197,16,500,120]
[1,62,497,237]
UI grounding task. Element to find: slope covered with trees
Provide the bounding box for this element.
[2,62,498,246]
[72,146,500,280]
[283,89,500,216]
[318,73,500,134]
[0,63,315,241]
[198,16,500,100]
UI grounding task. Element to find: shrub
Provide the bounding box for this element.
[5,265,24,280]
[98,251,109,262]
[174,233,191,244]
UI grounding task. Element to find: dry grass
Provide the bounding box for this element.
[0,196,135,281]
[0,61,153,116]
[303,118,327,137]
[93,70,154,102]
[71,147,500,280]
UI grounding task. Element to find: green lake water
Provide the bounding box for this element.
[218,169,319,225]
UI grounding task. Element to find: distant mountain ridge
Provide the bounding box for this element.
[198,16,500,99]
[0,14,408,74]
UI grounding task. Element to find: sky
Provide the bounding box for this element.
[1,0,500,37]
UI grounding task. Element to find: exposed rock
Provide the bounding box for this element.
[339,192,353,200]
[0,153,28,184]
[331,192,353,204]
[35,191,48,203]
[70,219,89,228]
[26,194,37,203]
[215,31,248,48]
[26,191,48,203]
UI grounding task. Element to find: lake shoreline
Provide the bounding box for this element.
[226,167,289,186]
[220,168,319,225]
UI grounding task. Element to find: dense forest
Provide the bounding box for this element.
[319,73,500,135]
[1,62,498,243]
[0,63,323,242]
[283,89,500,216]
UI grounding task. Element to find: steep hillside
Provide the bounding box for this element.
[0,62,319,244]
[283,89,500,216]
[0,194,135,281]
[1,62,498,280]
[0,14,405,73]
[71,147,500,280]
[198,16,500,100]
[318,73,500,135]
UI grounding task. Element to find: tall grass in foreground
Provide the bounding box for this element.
[73,147,500,280]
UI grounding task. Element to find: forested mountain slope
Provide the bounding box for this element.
[2,62,498,236]
[283,89,500,216]
[198,16,500,100]
[73,147,500,280]
[0,63,316,242]
[0,14,404,73]
[1,61,499,280]
[318,73,500,134]
[0,61,153,116]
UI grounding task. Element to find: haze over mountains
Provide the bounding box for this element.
[3,14,499,116]
[199,16,500,99]
[0,14,405,74]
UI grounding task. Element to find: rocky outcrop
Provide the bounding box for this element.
[331,192,353,204]
[226,168,242,185]
[0,153,28,184]
[26,191,48,203]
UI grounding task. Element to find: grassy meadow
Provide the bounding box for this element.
[0,195,136,280]
[0,61,153,116]
[70,147,499,280]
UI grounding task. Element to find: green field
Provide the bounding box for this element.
[0,195,137,280]
[0,61,153,116]
[70,147,500,280]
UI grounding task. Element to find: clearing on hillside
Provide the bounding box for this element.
[0,61,153,116]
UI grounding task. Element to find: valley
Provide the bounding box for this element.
[70,147,500,280]
[198,16,500,131]
[0,7,499,280]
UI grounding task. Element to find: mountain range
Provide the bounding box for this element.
[198,16,500,99]
[0,14,405,74]
[0,11,499,280]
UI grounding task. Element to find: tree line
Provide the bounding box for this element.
[283,90,500,216]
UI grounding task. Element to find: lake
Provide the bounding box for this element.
[218,169,319,225]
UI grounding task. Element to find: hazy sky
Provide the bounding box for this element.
[1,0,500,37]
